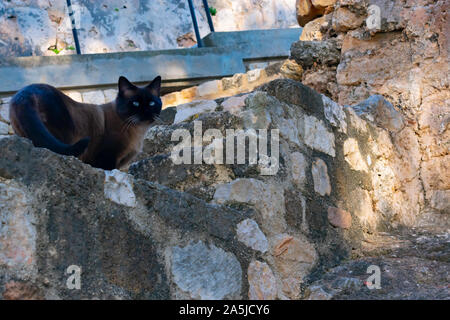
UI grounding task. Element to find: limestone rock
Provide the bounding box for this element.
[300,115,336,157]
[247,260,278,300]
[214,178,286,235]
[291,40,341,68]
[174,100,218,124]
[222,94,249,115]
[352,95,405,132]
[236,219,269,253]
[270,234,317,298]
[343,138,368,172]
[290,152,307,187]
[104,170,137,208]
[0,104,10,123]
[280,59,304,81]
[322,94,347,133]
[311,158,332,196]
[2,281,42,300]
[429,190,450,213]
[0,121,8,135]
[81,91,105,104]
[171,241,242,300]
[327,206,352,229]
[331,7,365,32]
[197,80,222,98]
[0,180,36,276]
[300,15,329,41]
[296,0,335,27]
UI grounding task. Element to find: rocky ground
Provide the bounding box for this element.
[305,217,450,299]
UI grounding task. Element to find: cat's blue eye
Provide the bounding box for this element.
[133,101,139,107]
[149,101,156,107]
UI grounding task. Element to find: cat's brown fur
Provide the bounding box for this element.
[10,76,162,170]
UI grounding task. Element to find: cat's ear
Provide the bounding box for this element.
[118,76,136,94]
[146,76,162,97]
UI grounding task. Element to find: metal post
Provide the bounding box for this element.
[202,0,215,33]
[66,0,81,54]
[187,0,204,48]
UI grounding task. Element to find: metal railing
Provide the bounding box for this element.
[66,0,215,55]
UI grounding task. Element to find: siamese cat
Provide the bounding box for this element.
[9,76,162,170]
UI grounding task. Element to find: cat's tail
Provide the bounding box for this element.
[10,99,90,157]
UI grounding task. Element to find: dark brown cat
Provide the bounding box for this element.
[9,76,162,170]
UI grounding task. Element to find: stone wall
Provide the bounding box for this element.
[0,0,298,57]
[1,77,433,299]
[292,0,449,215]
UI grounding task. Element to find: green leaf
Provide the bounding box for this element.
[114,8,119,12]
[209,7,217,16]
[66,46,75,51]
[52,48,61,54]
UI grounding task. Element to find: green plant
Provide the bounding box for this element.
[209,7,217,16]
[114,8,119,12]
[66,46,75,51]
[52,48,61,55]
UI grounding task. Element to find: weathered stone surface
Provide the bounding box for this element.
[0,136,259,299]
[0,122,8,135]
[81,91,105,104]
[352,95,405,132]
[214,178,286,235]
[197,80,222,98]
[270,234,317,299]
[300,115,335,157]
[104,170,137,208]
[247,69,263,83]
[307,285,332,300]
[302,66,339,100]
[222,95,249,115]
[247,260,278,300]
[296,0,335,27]
[236,219,269,253]
[0,104,10,123]
[300,15,329,41]
[331,7,364,32]
[306,230,450,300]
[2,281,42,300]
[343,138,368,172]
[311,158,331,196]
[327,206,352,229]
[259,79,324,117]
[352,187,376,231]
[429,190,450,213]
[322,95,347,133]
[291,40,340,68]
[171,241,242,300]
[174,100,218,124]
[0,180,36,276]
[280,59,304,81]
[421,155,450,201]
[290,152,307,187]
[103,89,118,103]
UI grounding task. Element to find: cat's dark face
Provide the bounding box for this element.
[116,76,162,124]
